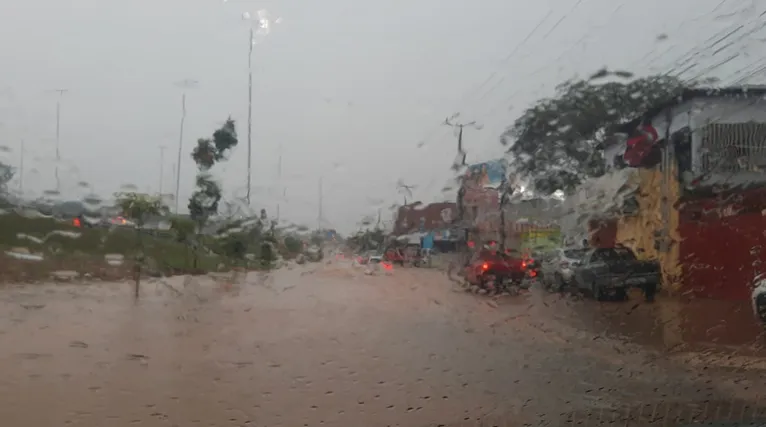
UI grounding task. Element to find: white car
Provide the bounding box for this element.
[540,248,588,291]
[752,273,766,323]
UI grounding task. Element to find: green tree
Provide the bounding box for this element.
[115,192,168,297]
[188,118,239,225]
[0,162,14,207]
[284,235,302,254]
[188,118,239,267]
[502,74,687,195]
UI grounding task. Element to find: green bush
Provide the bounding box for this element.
[0,213,223,275]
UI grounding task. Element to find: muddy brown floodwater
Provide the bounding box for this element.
[0,261,760,426]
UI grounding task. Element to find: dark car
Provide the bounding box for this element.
[573,247,661,300]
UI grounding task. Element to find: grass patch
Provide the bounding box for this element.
[0,213,226,279]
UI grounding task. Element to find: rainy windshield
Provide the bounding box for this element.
[3,1,766,426]
[592,248,637,262]
[563,248,588,259]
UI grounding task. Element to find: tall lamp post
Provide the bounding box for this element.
[236,8,281,206]
[47,89,68,192]
[173,79,198,213]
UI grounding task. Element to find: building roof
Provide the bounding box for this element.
[612,86,766,137]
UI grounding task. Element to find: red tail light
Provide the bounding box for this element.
[521,261,527,268]
[481,262,489,271]
[529,270,537,278]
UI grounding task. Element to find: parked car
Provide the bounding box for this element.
[541,248,589,292]
[356,251,377,265]
[306,245,323,262]
[463,249,528,292]
[384,247,406,266]
[573,247,661,300]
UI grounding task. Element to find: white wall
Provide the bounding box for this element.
[689,97,766,173]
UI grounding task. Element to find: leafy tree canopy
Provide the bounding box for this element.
[0,161,14,192]
[502,73,687,195]
[170,215,196,242]
[188,118,238,223]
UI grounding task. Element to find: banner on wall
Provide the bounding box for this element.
[463,159,506,190]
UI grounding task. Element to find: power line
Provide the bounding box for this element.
[405,8,556,156]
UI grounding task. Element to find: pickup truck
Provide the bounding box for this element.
[573,247,660,300]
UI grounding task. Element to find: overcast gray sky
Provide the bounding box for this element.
[0,0,762,232]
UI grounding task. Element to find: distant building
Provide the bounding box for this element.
[459,159,562,250]
[393,202,456,236]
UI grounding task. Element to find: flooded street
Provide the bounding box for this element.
[0,262,761,426]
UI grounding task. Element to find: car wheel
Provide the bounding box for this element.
[756,293,766,323]
[486,273,502,292]
[549,273,564,292]
[591,282,604,301]
[615,287,628,301]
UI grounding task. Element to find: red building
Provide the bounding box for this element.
[591,86,766,300]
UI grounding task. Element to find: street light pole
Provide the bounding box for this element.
[48,89,68,192]
[18,139,24,195]
[246,26,254,206]
[174,79,198,213]
[236,9,280,206]
[318,176,323,232]
[158,145,167,196]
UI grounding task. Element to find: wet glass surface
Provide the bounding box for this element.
[3,0,766,425]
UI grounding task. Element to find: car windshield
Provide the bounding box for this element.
[4,3,766,426]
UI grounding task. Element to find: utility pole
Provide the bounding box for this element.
[48,89,68,192]
[18,140,24,195]
[174,79,198,213]
[444,115,482,167]
[396,180,415,206]
[444,115,481,263]
[158,145,167,196]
